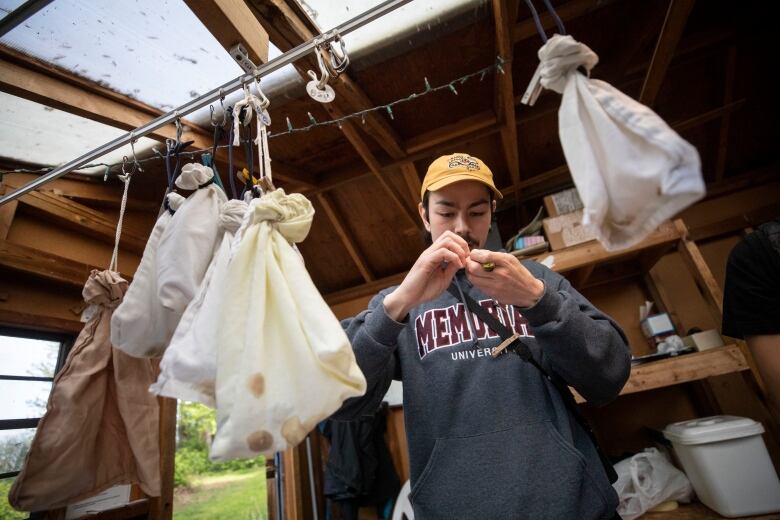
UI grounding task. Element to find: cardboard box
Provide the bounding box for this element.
[542,209,596,250]
[543,187,583,218]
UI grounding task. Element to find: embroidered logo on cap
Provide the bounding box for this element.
[448,155,480,171]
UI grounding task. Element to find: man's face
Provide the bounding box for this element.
[419,180,496,249]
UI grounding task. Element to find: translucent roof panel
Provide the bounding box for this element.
[0,0,28,22]
[298,0,484,58]
[1,91,157,173]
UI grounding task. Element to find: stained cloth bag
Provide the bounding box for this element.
[157,162,228,314]
[209,189,366,460]
[9,270,160,511]
[537,34,705,250]
[111,192,185,357]
[150,199,248,406]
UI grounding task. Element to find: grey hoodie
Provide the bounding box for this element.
[335,260,631,519]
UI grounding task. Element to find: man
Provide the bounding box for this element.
[722,218,780,423]
[335,153,631,519]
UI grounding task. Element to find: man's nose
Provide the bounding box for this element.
[453,213,469,236]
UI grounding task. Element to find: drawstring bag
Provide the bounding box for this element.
[111,192,185,357]
[210,188,366,460]
[157,162,228,315]
[536,34,705,250]
[151,199,248,406]
[10,270,160,511]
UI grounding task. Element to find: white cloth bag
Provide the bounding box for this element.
[157,163,228,314]
[111,192,185,357]
[613,448,693,520]
[150,199,248,406]
[537,35,705,250]
[210,189,366,460]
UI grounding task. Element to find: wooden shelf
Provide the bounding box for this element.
[531,220,683,288]
[574,345,749,403]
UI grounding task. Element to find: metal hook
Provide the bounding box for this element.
[129,136,143,173]
[307,47,331,91]
[326,34,349,76]
[253,77,271,110]
[175,118,183,144]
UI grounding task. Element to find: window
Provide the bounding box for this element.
[0,327,73,517]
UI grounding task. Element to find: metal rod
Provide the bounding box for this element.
[0,0,54,38]
[0,0,415,206]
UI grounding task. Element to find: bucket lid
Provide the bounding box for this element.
[663,415,764,445]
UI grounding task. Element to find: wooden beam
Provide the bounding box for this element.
[334,117,419,227]
[674,220,724,324]
[14,189,147,255]
[639,0,696,106]
[715,46,737,182]
[149,396,177,520]
[0,239,98,287]
[493,0,521,192]
[0,309,82,334]
[512,0,620,43]
[185,0,269,66]
[400,162,423,212]
[282,446,304,520]
[2,172,159,212]
[245,0,407,161]
[0,185,18,240]
[405,112,497,155]
[316,193,375,282]
[325,271,408,306]
[0,49,202,146]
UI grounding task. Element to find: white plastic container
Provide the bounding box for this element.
[664,416,780,517]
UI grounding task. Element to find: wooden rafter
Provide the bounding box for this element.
[14,189,147,255]
[184,0,269,66]
[639,0,696,106]
[316,193,374,282]
[244,0,423,215]
[493,0,521,193]
[0,239,101,287]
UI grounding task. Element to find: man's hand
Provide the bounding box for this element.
[383,231,469,320]
[465,249,544,308]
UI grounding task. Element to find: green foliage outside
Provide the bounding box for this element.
[173,468,267,520]
[1,479,26,520]
[174,401,265,488]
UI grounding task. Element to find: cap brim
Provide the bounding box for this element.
[426,173,503,199]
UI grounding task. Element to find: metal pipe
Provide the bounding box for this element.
[0,0,415,206]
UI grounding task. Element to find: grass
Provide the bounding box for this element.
[173,467,268,520]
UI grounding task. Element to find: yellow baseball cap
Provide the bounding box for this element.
[421,153,503,200]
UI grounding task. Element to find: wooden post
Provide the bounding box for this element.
[149,397,177,520]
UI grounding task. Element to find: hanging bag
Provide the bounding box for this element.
[534,34,705,250]
[151,199,248,406]
[210,188,366,460]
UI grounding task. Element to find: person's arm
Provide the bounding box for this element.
[520,271,631,405]
[330,289,406,420]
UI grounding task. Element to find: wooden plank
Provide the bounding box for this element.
[0,309,82,334]
[715,46,737,182]
[185,0,270,66]
[639,0,697,106]
[493,0,521,192]
[573,344,749,403]
[316,193,375,282]
[530,221,681,274]
[325,271,408,306]
[400,162,423,212]
[14,189,147,255]
[282,446,304,520]
[404,111,497,155]
[0,239,98,287]
[149,396,177,520]
[2,173,159,211]
[674,220,724,324]
[87,499,150,519]
[0,185,18,240]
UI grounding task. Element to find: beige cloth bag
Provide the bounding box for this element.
[210,189,366,460]
[9,270,160,511]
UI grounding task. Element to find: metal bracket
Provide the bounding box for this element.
[230,43,259,75]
